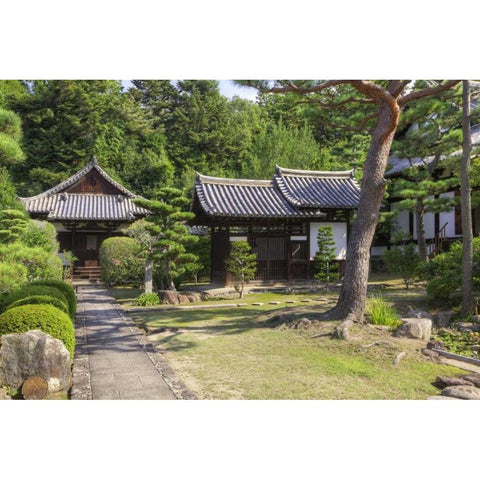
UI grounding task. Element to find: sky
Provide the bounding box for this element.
[121,80,258,101]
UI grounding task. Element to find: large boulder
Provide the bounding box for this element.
[441,385,480,400]
[395,318,432,340]
[0,330,72,393]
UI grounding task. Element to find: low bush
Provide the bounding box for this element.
[366,294,401,328]
[29,279,76,319]
[99,237,144,286]
[423,238,480,301]
[0,243,63,282]
[383,242,420,289]
[0,304,75,358]
[135,292,160,306]
[6,294,69,315]
[1,285,68,315]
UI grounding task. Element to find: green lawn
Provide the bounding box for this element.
[111,279,466,400]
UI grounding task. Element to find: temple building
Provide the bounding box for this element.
[191,166,361,284]
[20,157,149,280]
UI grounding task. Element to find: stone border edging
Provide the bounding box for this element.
[432,348,480,367]
[128,303,238,313]
[70,292,93,400]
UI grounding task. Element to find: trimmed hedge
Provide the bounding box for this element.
[0,304,75,358]
[6,294,69,315]
[28,280,76,319]
[1,285,68,316]
[99,236,144,285]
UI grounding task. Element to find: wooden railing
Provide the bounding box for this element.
[427,222,448,258]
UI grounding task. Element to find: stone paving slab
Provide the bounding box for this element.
[71,285,194,400]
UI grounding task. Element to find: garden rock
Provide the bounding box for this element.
[0,330,72,393]
[427,340,445,350]
[177,294,190,304]
[441,385,480,400]
[462,373,480,388]
[0,387,11,400]
[456,322,480,333]
[185,292,202,303]
[395,318,432,340]
[436,311,452,328]
[158,290,179,305]
[435,376,474,388]
[406,309,433,321]
[472,315,480,325]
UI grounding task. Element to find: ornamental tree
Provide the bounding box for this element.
[240,80,460,322]
[133,187,199,292]
[313,226,339,292]
[225,241,257,298]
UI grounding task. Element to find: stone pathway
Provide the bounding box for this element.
[71,285,194,400]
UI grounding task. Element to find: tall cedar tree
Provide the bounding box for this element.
[313,226,339,292]
[241,80,460,322]
[225,241,257,298]
[133,188,199,291]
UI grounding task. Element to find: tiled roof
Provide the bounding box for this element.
[194,167,360,219]
[385,124,480,178]
[23,193,149,221]
[20,157,149,221]
[274,166,361,209]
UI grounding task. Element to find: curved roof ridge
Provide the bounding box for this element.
[196,172,273,187]
[20,157,136,201]
[275,165,355,178]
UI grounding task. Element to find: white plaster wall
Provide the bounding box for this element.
[310,222,347,260]
[439,191,460,238]
[230,236,248,242]
[391,202,410,238]
[371,246,388,256]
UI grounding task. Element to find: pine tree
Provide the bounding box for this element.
[225,241,257,298]
[313,226,339,292]
[133,188,199,291]
[0,209,28,243]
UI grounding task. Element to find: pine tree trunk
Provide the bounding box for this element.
[323,101,400,322]
[166,260,176,291]
[144,257,153,294]
[461,80,474,315]
[416,201,428,261]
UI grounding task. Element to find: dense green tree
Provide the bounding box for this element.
[133,187,199,291]
[241,121,332,178]
[313,226,339,292]
[7,80,171,196]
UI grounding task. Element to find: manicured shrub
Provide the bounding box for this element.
[1,285,68,315]
[0,243,63,281]
[28,279,76,319]
[0,304,75,358]
[135,292,160,306]
[366,294,401,328]
[423,238,480,301]
[6,295,69,315]
[99,237,144,286]
[0,262,28,295]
